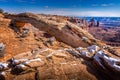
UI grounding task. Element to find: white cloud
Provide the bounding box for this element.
[38,10,120,17]
[101,4,108,6]
[92,3,114,7]
[69,11,120,17]
[101,3,114,7]
[44,6,49,8]
[0,0,8,2]
[76,11,119,17]
[14,0,27,3]
[14,0,36,3]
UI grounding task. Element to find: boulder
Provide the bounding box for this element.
[0,72,6,80]
[11,64,29,74]
[0,63,9,71]
[13,72,35,80]
[24,58,45,68]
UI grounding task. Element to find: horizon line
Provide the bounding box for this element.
[4,11,120,17]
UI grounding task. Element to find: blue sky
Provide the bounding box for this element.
[0,0,120,16]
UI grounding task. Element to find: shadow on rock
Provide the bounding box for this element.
[82,60,112,80]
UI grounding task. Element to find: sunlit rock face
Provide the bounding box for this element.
[0,13,119,80]
[0,44,120,80]
[5,12,105,48]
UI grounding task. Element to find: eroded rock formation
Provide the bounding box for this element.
[0,13,119,80]
[5,13,104,48]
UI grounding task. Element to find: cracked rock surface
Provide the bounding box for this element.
[0,13,119,80]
